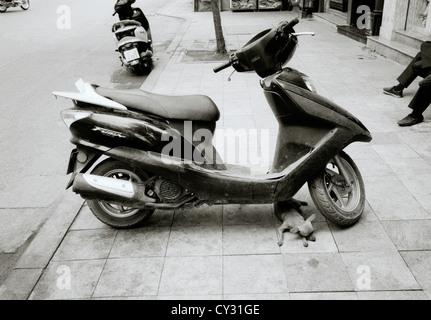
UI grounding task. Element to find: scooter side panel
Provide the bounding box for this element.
[69,112,171,151]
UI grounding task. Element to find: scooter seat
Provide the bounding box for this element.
[96,87,220,122]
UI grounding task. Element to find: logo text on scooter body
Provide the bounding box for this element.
[92,126,127,139]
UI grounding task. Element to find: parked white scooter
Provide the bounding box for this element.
[112,0,153,75]
[0,0,30,12]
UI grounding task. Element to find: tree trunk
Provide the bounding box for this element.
[210,0,227,55]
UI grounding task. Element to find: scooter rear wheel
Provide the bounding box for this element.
[87,159,155,229]
[0,5,7,12]
[308,151,365,226]
[132,61,152,75]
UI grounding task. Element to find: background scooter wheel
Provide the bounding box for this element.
[21,0,29,10]
[132,62,152,75]
[87,159,155,228]
[0,5,7,12]
[308,151,365,226]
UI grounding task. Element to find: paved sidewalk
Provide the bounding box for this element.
[2,0,431,300]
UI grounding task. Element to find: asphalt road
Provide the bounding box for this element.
[0,0,182,257]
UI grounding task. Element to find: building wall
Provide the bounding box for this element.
[380,0,431,40]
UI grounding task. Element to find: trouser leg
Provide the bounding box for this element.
[397,52,423,88]
[409,85,431,116]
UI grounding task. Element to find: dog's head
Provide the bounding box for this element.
[290,214,316,237]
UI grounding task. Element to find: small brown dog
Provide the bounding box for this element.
[275,199,316,247]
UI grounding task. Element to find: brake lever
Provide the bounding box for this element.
[291,32,316,36]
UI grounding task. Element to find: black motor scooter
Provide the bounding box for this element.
[54,19,372,229]
[112,0,153,75]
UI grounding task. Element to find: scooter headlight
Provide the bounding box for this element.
[61,110,93,128]
[300,73,317,93]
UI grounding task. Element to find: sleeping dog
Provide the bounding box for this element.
[275,199,316,247]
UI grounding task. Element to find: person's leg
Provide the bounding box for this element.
[384,52,423,98]
[398,84,431,126]
[397,52,423,88]
[417,66,431,79]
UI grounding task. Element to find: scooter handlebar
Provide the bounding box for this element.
[283,17,299,32]
[213,61,231,73]
[213,19,298,74]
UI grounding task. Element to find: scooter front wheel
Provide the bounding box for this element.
[308,151,365,226]
[87,159,155,229]
[21,0,30,10]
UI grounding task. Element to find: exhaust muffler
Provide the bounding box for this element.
[73,173,156,208]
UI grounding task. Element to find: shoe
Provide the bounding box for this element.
[397,114,424,127]
[383,86,403,98]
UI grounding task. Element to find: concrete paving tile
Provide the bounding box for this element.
[397,174,431,212]
[367,132,403,145]
[400,251,431,291]
[93,257,164,298]
[29,260,105,300]
[173,204,222,226]
[52,229,117,261]
[278,222,338,253]
[360,118,400,133]
[253,113,278,131]
[355,157,393,177]
[223,204,273,225]
[363,176,429,220]
[0,268,43,300]
[385,158,431,176]
[145,210,174,227]
[221,114,256,130]
[15,191,84,269]
[329,221,397,252]
[382,220,431,250]
[398,132,431,158]
[222,224,280,255]
[158,256,222,296]
[223,255,288,295]
[372,144,420,161]
[223,293,291,300]
[290,292,358,300]
[0,175,68,208]
[159,295,223,300]
[0,208,47,253]
[281,253,354,292]
[341,251,420,291]
[109,227,170,258]
[357,290,428,300]
[0,253,14,282]
[166,225,222,256]
[223,103,254,117]
[70,205,110,230]
[343,144,379,160]
[94,296,157,300]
